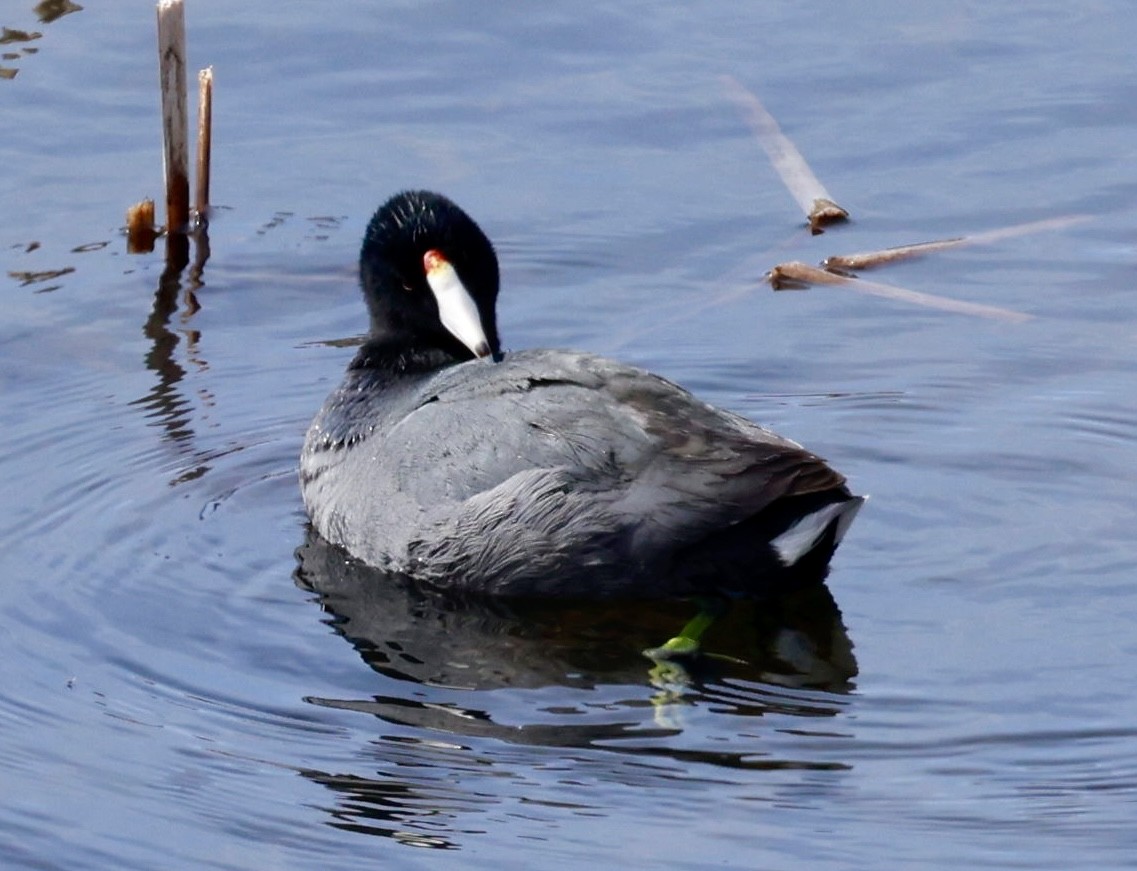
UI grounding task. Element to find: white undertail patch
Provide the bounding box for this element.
[771,496,866,566]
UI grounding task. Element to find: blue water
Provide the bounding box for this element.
[3,2,1136,868]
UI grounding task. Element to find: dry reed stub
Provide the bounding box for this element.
[156,0,189,233]
[126,198,158,253]
[194,66,212,223]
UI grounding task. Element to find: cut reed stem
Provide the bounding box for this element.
[156,0,189,234]
[126,198,159,253]
[194,66,213,222]
[766,261,1034,323]
[722,75,849,234]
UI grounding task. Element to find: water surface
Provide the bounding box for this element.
[3,2,1136,868]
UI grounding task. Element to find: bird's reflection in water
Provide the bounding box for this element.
[294,528,860,845]
[295,527,857,697]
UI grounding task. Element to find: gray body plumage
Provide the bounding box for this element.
[301,347,861,598]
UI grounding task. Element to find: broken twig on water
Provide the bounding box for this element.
[766,261,1034,323]
[722,75,848,235]
[822,215,1091,273]
[822,239,966,274]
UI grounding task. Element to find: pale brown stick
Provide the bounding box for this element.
[194,67,213,221]
[823,239,965,272]
[156,0,189,234]
[959,214,1091,246]
[722,75,848,233]
[766,261,1034,323]
[823,215,1092,273]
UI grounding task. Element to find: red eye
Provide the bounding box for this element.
[424,249,449,275]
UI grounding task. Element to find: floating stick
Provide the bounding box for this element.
[822,215,1091,273]
[194,66,212,222]
[156,0,189,234]
[954,214,1091,246]
[8,267,75,288]
[822,239,965,273]
[36,2,84,24]
[766,261,1034,323]
[722,75,849,234]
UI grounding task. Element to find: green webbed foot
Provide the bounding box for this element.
[642,597,728,663]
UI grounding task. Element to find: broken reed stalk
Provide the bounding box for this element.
[157,0,189,234]
[823,239,965,273]
[195,66,213,221]
[126,198,158,253]
[822,215,1092,273]
[957,214,1091,247]
[721,75,849,234]
[766,261,1034,324]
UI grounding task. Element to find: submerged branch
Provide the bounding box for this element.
[722,75,849,234]
[766,261,1034,323]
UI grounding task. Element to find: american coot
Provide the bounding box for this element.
[301,190,864,601]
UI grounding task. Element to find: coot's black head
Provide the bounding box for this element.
[359,190,502,364]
